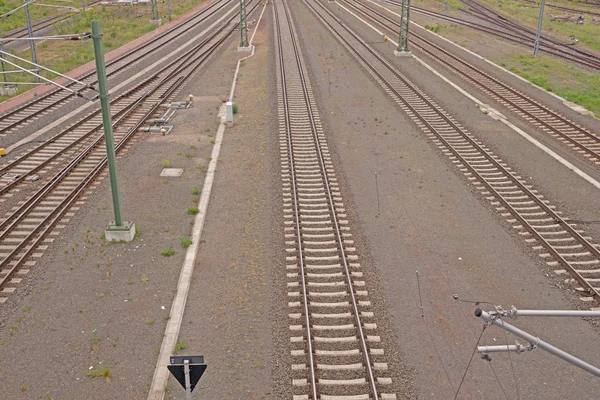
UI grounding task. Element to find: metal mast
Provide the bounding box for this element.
[396,0,411,52]
[0,29,6,85]
[23,0,39,82]
[151,0,159,21]
[239,0,248,48]
[533,0,545,56]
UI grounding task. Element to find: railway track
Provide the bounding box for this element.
[2,0,103,44]
[0,0,234,139]
[0,1,247,198]
[0,0,258,303]
[520,0,600,17]
[274,0,397,398]
[458,0,600,69]
[384,0,600,70]
[304,0,600,304]
[344,0,600,168]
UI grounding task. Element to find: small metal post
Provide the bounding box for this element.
[445,0,449,10]
[91,20,124,227]
[23,0,39,82]
[475,309,600,377]
[533,0,545,56]
[184,360,192,400]
[239,0,249,48]
[82,0,86,16]
[167,0,172,21]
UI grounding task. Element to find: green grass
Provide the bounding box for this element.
[186,207,199,215]
[191,186,201,195]
[163,159,171,168]
[180,236,192,248]
[160,248,175,257]
[174,340,187,352]
[232,103,239,114]
[86,367,113,379]
[504,54,600,114]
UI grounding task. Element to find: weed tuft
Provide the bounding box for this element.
[161,248,175,257]
[186,207,199,215]
[180,237,192,248]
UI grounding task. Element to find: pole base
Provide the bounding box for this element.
[105,220,136,242]
[150,19,162,26]
[237,45,253,52]
[0,85,17,96]
[393,50,413,57]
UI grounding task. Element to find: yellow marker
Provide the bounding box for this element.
[0,148,5,156]
[383,35,388,41]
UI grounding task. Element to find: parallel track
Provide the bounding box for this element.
[346,0,600,168]
[0,3,247,197]
[274,0,396,398]
[0,0,259,302]
[305,0,600,303]
[385,0,600,70]
[0,0,233,138]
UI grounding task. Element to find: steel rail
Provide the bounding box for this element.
[0,0,255,198]
[0,0,232,135]
[458,0,600,65]
[0,2,254,290]
[345,0,600,164]
[385,0,600,70]
[0,78,158,195]
[278,0,381,397]
[305,0,600,302]
[273,1,317,397]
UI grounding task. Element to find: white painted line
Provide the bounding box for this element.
[366,0,596,117]
[335,0,600,190]
[147,4,268,399]
[6,2,240,154]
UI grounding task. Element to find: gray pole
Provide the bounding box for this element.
[82,0,86,16]
[0,29,6,85]
[445,0,449,10]
[184,360,192,400]
[167,0,171,21]
[91,20,124,227]
[475,309,600,377]
[533,0,545,56]
[511,309,600,318]
[23,0,39,82]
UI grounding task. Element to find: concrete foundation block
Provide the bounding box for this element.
[393,50,413,57]
[150,19,162,26]
[237,45,253,52]
[105,221,136,242]
[0,85,17,96]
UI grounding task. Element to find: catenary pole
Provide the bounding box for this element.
[533,0,545,56]
[397,0,411,52]
[23,0,39,82]
[91,20,124,227]
[239,0,248,47]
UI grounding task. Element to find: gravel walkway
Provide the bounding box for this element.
[0,30,246,400]
[168,11,277,399]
